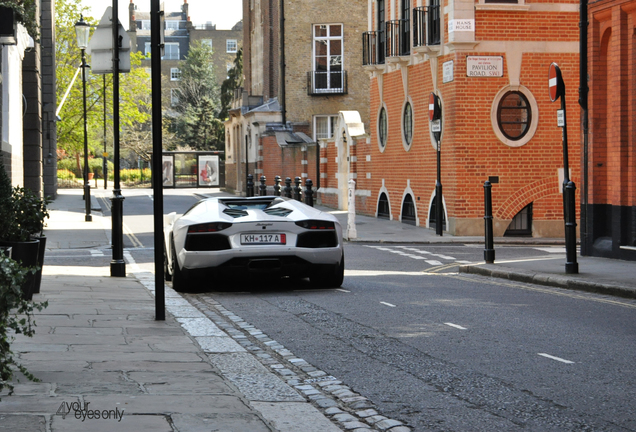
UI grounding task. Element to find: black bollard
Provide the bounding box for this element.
[284,177,292,198]
[304,179,314,207]
[274,175,281,196]
[483,181,495,264]
[293,177,302,201]
[246,174,254,197]
[564,181,579,274]
[259,175,267,196]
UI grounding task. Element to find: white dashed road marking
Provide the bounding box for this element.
[444,322,467,330]
[380,302,397,308]
[538,353,575,364]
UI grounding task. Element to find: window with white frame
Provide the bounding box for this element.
[314,115,338,141]
[163,43,180,60]
[226,39,238,53]
[202,39,213,49]
[312,24,343,92]
[170,89,179,106]
[165,20,179,30]
[144,42,151,56]
[138,20,151,30]
[170,68,182,81]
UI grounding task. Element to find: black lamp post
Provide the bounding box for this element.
[75,15,92,222]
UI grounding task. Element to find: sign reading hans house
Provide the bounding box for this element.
[466,56,504,78]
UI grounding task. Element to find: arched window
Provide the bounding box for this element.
[504,203,533,236]
[428,194,446,230]
[402,194,416,225]
[378,193,390,219]
[402,101,413,148]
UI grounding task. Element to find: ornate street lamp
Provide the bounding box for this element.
[75,15,92,222]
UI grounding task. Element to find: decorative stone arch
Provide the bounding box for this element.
[495,178,558,221]
[376,179,393,220]
[400,180,419,225]
[334,111,366,210]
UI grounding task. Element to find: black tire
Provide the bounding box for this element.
[164,243,172,282]
[171,239,189,292]
[311,255,345,288]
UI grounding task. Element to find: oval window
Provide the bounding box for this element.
[497,91,531,141]
[378,107,388,149]
[403,102,413,147]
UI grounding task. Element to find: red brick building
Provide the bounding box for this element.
[584,0,636,260]
[318,0,583,237]
[224,0,369,195]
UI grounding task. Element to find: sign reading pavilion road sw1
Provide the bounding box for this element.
[466,56,504,77]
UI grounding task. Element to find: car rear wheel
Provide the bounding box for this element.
[311,255,344,288]
[171,239,189,292]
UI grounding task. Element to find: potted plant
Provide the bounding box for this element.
[0,249,47,400]
[12,186,50,294]
[0,163,49,299]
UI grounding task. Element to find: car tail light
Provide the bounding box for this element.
[187,222,232,233]
[295,220,335,230]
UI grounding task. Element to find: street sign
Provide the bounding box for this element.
[431,119,441,132]
[429,93,440,121]
[548,62,564,102]
[86,7,131,74]
[102,152,109,158]
[556,110,564,127]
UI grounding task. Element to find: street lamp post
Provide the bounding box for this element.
[75,15,92,222]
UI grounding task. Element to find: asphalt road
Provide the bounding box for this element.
[47,190,636,431]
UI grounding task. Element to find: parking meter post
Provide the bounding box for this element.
[293,177,302,201]
[259,175,267,196]
[284,177,292,198]
[436,138,443,236]
[304,179,314,207]
[246,174,254,197]
[565,181,579,274]
[274,175,281,196]
[483,181,495,264]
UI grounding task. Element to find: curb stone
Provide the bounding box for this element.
[187,294,413,432]
[458,264,636,299]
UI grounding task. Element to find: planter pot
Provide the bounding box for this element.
[32,236,47,294]
[0,240,40,300]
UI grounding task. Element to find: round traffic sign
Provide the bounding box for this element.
[429,92,440,121]
[548,62,563,102]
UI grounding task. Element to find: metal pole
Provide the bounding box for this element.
[151,0,165,320]
[435,138,443,236]
[81,48,92,222]
[579,0,589,255]
[110,0,126,277]
[484,181,495,263]
[560,83,579,274]
[103,75,107,190]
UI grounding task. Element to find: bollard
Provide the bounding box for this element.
[304,179,314,207]
[274,175,281,196]
[247,174,255,197]
[259,175,267,196]
[483,181,495,264]
[347,179,357,239]
[564,181,579,274]
[284,177,292,198]
[293,176,302,201]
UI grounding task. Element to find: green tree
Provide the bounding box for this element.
[219,47,243,120]
[170,41,223,151]
[55,0,151,172]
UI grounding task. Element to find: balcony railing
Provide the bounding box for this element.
[363,31,382,65]
[386,19,410,58]
[412,6,441,48]
[307,71,348,95]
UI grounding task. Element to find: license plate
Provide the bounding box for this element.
[240,233,286,245]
